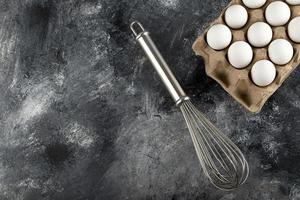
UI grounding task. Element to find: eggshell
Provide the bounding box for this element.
[247,22,273,47]
[206,24,232,50]
[268,39,294,65]
[242,0,266,8]
[225,5,248,29]
[228,41,253,69]
[265,1,291,26]
[288,17,300,43]
[251,60,276,87]
[286,0,300,5]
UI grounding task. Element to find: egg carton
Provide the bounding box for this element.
[192,0,300,113]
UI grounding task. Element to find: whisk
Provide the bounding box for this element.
[130,21,249,190]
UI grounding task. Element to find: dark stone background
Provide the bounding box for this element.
[0,0,300,199]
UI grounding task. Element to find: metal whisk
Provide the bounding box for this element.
[130,21,249,190]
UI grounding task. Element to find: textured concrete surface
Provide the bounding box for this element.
[0,0,300,199]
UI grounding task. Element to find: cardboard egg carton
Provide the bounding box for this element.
[192,0,300,113]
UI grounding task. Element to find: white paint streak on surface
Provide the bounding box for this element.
[80,2,102,15]
[8,57,19,89]
[18,81,55,125]
[2,80,56,142]
[214,102,232,135]
[43,177,64,193]
[0,15,18,85]
[89,67,114,101]
[65,122,95,148]
[143,91,157,119]
[18,178,40,189]
[290,185,300,200]
[90,34,110,65]
[157,0,179,9]
[126,84,137,95]
[54,71,65,87]
[262,135,282,162]
[0,16,16,59]
[96,68,113,89]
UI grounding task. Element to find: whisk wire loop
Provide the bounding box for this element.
[185,105,225,177]
[180,100,249,190]
[182,102,231,184]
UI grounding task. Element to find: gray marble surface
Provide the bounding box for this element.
[1,0,300,199]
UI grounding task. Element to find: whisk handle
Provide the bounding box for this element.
[130,21,189,106]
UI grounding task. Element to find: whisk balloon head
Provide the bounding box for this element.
[180,100,249,190]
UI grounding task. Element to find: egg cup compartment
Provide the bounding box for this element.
[193,0,300,113]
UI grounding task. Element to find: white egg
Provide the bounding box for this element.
[228,41,253,69]
[242,0,267,8]
[286,0,300,5]
[225,5,248,29]
[288,17,300,43]
[251,60,276,87]
[265,1,291,26]
[268,39,294,65]
[247,22,273,47]
[206,24,232,50]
